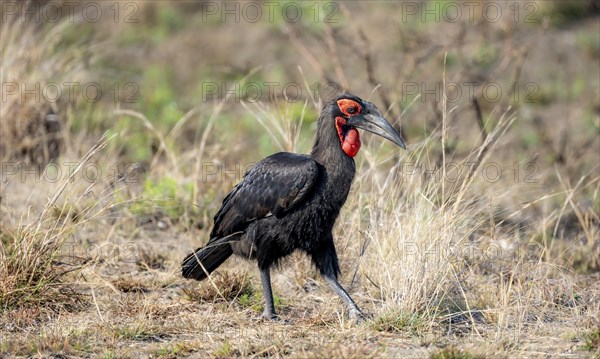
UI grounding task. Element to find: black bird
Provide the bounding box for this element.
[182,94,406,320]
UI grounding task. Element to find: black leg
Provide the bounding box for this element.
[322,274,364,320]
[260,267,277,320]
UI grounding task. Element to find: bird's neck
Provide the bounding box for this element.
[310,138,355,176]
[310,113,356,205]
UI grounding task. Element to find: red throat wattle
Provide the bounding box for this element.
[335,117,361,157]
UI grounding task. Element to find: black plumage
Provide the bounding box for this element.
[182,94,406,320]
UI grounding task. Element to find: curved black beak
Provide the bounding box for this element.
[346,102,407,150]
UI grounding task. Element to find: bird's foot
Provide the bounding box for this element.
[261,311,279,321]
[252,311,287,323]
[349,309,369,324]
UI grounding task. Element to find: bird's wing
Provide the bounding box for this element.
[209,152,319,238]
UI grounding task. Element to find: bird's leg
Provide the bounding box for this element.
[260,267,278,320]
[322,274,365,321]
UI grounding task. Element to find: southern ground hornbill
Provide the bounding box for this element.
[182,94,406,320]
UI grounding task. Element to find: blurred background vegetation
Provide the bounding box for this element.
[3,0,597,258]
[0,1,599,356]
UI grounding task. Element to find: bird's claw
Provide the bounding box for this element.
[252,311,285,323]
[262,312,279,321]
[350,310,369,324]
[265,312,293,324]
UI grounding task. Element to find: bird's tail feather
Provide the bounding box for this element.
[181,235,238,280]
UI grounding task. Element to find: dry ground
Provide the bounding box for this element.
[1,1,599,358]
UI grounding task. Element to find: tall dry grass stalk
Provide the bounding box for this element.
[334,62,518,327]
[0,133,116,311]
[351,112,511,316]
[0,1,92,163]
[240,78,595,342]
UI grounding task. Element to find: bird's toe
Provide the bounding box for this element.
[350,310,369,324]
[251,311,281,322]
[256,312,293,324]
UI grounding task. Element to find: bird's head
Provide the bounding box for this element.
[331,94,406,157]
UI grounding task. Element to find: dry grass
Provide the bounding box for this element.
[0,1,94,165]
[0,134,115,314]
[1,1,599,358]
[182,271,254,304]
[0,223,84,312]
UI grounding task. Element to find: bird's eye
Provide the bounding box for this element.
[337,99,363,117]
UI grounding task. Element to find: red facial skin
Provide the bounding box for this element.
[335,99,363,157]
[335,117,360,157]
[337,99,363,117]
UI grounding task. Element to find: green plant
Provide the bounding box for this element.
[431,346,478,359]
[583,327,600,352]
[370,310,427,335]
[214,340,235,358]
[129,176,197,221]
